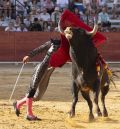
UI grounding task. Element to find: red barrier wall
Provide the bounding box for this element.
[98,33,120,61]
[0,32,60,62]
[0,32,119,62]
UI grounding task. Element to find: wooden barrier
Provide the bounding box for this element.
[98,33,120,61]
[0,32,60,62]
[0,32,119,62]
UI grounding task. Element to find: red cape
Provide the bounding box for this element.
[49,9,106,67]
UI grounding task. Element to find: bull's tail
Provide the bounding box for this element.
[109,70,120,88]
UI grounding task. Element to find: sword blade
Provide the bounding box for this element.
[9,63,24,101]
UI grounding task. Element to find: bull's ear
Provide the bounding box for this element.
[86,24,98,37]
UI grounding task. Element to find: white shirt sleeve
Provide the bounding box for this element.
[5,27,9,31]
[114,0,118,4]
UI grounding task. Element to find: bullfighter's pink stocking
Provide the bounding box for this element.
[16,97,26,109]
[26,98,35,116]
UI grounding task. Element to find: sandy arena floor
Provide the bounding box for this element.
[0,63,120,129]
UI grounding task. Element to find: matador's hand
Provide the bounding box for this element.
[23,56,30,64]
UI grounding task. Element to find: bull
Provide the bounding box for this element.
[63,25,110,121]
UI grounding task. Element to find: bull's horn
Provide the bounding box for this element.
[86,24,98,36]
[58,20,64,33]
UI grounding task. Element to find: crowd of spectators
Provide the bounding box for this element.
[0,0,120,32]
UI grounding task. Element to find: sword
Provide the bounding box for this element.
[9,63,25,102]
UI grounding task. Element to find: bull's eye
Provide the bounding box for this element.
[69,27,72,31]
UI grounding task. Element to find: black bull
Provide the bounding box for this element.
[64,27,110,121]
[32,27,111,121]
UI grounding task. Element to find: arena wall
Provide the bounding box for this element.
[0,32,119,62]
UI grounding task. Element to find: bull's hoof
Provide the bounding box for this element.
[96,111,102,117]
[103,110,108,117]
[68,110,75,118]
[89,114,95,122]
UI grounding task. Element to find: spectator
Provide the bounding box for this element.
[36,0,42,9]
[39,8,50,22]
[43,0,55,15]
[97,0,107,7]
[39,18,43,27]
[14,15,21,28]
[10,3,16,19]
[24,0,33,10]
[42,21,51,31]
[15,0,25,16]
[91,0,97,9]
[56,0,69,9]
[86,9,97,27]
[73,0,85,13]
[84,3,92,15]
[0,14,10,27]
[3,0,12,19]
[0,0,3,5]
[30,7,39,23]
[16,23,28,32]
[112,0,120,19]
[35,0,45,9]
[73,7,81,20]
[31,0,39,10]
[51,7,61,27]
[68,0,74,11]
[0,4,4,18]
[5,20,16,31]
[23,14,31,29]
[23,0,31,16]
[98,7,111,32]
[83,0,91,8]
[83,8,91,24]
[29,17,42,31]
[0,0,119,32]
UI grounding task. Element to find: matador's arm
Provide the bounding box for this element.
[28,41,51,58]
[23,39,61,64]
